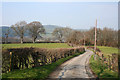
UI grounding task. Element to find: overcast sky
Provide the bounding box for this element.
[2,2,118,30]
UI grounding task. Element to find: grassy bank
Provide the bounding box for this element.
[90,55,118,78]
[2,52,84,79]
[89,46,118,78]
[2,43,72,50]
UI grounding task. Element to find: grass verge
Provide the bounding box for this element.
[2,52,84,79]
[89,54,118,78]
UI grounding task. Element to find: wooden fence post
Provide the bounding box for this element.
[9,52,12,72]
[111,53,118,72]
[108,55,111,70]
[111,54,114,71]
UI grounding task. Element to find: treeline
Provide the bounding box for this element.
[85,27,118,47]
[3,20,118,47]
[53,27,118,47]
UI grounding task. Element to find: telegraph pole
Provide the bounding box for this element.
[84,34,85,47]
[83,33,86,50]
[94,19,97,52]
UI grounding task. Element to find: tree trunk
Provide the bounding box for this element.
[60,39,62,43]
[5,35,8,44]
[33,38,35,43]
[21,38,23,44]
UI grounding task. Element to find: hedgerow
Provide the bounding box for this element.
[2,47,85,73]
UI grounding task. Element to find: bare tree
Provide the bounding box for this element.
[63,27,73,42]
[52,28,64,42]
[102,27,118,47]
[85,27,118,47]
[67,30,84,45]
[52,27,73,42]
[27,21,45,43]
[11,21,27,44]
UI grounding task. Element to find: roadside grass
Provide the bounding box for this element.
[2,43,72,50]
[90,55,118,78]
[89,46,118,78]
[2,52,84,79]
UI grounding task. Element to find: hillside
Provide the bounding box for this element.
[0,25,61,38]
[44,25,61,34]
[0,25,88,42]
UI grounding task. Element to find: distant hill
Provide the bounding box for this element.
[44,25,61,34]
[0,25,61,38]
[0,25,87,38]
[0,26,15,37]
[75,29,88,32]
[0,25,89,42]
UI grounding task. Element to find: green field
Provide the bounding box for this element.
[97,46,118,57]
[2,43,72,49]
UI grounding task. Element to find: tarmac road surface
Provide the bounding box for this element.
[49,49,95,79]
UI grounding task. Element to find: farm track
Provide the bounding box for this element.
[48,49,95,79]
